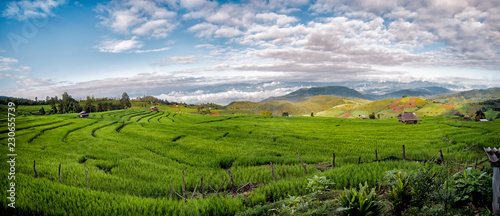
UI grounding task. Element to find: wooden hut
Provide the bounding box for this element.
[397,113,421,124]
[150,106,159,112]
[79,111,89,118]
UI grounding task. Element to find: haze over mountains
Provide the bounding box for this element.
[156,80,497,106]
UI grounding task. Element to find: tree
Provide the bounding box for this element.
[120,92,131,108]
[282,112,289,117]
[369,112,376,119]
[377,114,381,119]
[39,107,45,115]
[475,109,486,121]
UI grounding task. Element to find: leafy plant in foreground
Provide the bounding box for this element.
[384,170,413,215]
[452,167,492,207]
[338,182,383,216]
[306,175,334,195]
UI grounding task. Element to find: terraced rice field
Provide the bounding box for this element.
[1,108,499,215]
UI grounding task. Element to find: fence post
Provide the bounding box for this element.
[474,158,478,169]
[85,165,88,190]
[182,170,186,202]
[170,183,173,199]
[402,145,406,160]
[228,170,236,196]
[270,162,277,182]
[295,152,308,174]
[358,156,361,164]
[439,149,444,165]
[332,152,335,169]
[201,176,205,198]
[34,160,38,178]
[59,163,62,183]
[375,150,378,162]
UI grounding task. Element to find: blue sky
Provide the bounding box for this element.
[0,0,499,104]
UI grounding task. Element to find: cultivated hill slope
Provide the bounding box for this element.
[434,87,500,104]
[228,95,366,116]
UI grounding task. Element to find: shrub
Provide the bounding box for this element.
[452,168,492,207]
[385,171,413,215]
[338,182,383,216]
[306,175,334,195]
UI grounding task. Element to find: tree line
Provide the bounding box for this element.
[1,92,132,115]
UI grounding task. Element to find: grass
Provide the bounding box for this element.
[1,105,499,215]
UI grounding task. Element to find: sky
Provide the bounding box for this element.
[0,0,499,105]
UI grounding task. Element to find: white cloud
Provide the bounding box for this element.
[16,77,53,87]
[95,0,177,38]
[156,87,301,105]
[133,47,170,53]
[0,56,31,73]
[2,0,66,21]
[156,55,198,66]
[94,37,144,53]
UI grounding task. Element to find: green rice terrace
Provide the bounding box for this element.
[1,106,500,215]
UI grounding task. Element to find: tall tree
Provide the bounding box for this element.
[120,92,131,108]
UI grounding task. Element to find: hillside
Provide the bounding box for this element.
[434,87,500,104]
[231,94,500,120]
[228,95,363,116]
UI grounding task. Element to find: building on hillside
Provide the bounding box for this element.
[480,119,489,122]
[360,115,367,119]
[397,113,421,124]
[464,115,470,119]
[79,111,89,118]
[150,106,159,112]
[454,111,463,116]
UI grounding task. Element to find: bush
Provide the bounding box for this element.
[338,182,383,216]
[306,175,334,195]
[452,168,492,207]
[385,171,413,215]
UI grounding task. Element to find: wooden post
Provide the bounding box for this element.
[493,167,500,215]
[34,160,38,178]
[439,149,444,165]
[332,152,336,169]
[375,150,378,162]
[402,145,406,160]
[191,181,199,200]
[295,152,308,174]
[85,165,88,190]
[474,158,478,169]
[270,162,277,181]
[358,156,361,164]
[201,176,205,198]
[182,170,186,202]
[228,170,236,196]
[170,184,173,199]
[59,163,62,183]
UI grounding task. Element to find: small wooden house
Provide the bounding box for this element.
[464,115,470,119]
[360,115,367,119]
[397,113,421,124]
[150,106,159,112]
[79,111,89,118]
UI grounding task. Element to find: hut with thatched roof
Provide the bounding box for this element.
[150,106,159,112]
[397,113,421,124]
[79,111,89,118]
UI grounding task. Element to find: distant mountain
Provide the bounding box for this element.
[260,86,371,103]
[260,85,452,103]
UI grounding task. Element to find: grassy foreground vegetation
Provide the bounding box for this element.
[1,105,499,215]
